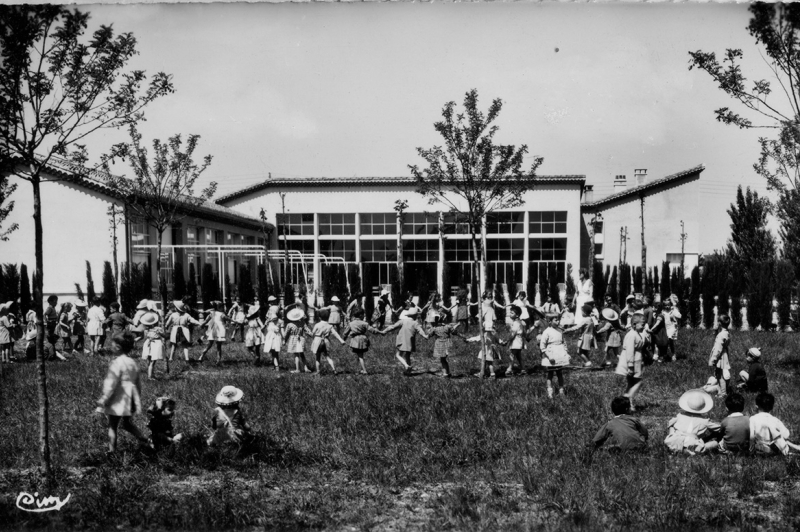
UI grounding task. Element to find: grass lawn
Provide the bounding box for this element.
[1,324,800,530]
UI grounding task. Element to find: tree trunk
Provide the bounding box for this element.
[640,196,647,273]
[32,175,52,488]
[111,212,119,293]
[470,228,488,378]
[397,212,404,298]
[156,229,166,312]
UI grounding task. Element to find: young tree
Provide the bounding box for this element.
[660,261,671,301]
[237,264,255,305]
[107,205,124,289]
[689,266,702,328]
[19,263,31,316]
[201,263,216,309]
[619,263,631,305]
[3,264,21,305]
[172,263,186,301]
[103,127,214,312]
[633,266,643,295]
[565,263,576,306]
[187,262,198,308]
[592,261,604,303]
[608,266,618,306]
[774,259,794,330]
[701,257,717,329]
[747,260,774,330]
[394,199,408,296]
[549,263,560,305]
[86,261,96,305]
[0,164,18,241]
[725,186,776,265]
[411,89,542,370]
[101,261,116,307]
[0,6,172,484]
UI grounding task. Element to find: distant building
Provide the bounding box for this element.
[581,166,703,277]
[3,157,270,302]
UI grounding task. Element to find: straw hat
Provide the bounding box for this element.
[247,305,261,319]
[215,386,243,406]
[331,296,340,302]
[286,308,305,322]
[173,300,185,312]
[748,347,762,359]
[601,308,619,321]
[75,300,87,308]
[678,389,714,414]
[139,312,160,327]
[267,295,277,302]
[136,299,149,310]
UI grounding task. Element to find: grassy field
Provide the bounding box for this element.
[1,324,800,531]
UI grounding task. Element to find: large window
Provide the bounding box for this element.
[486,238,525,261]
[319,240,356,262]
[360,239,397,262]
[277,213,314,236]
[360,213,396,236]
[529,238,567,261]
[279,239,314,255]
[186,226,199,246]
[529,211,567,234]
[319,213,355,236]
[444,239,474,262]
[402,239,439,262]
[486,212,525,234]
[131,220,150,246]
[402,213,439,236]
[442,213,471,235]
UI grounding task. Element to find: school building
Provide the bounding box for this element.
[3,156,270,303]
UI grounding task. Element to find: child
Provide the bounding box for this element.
[312,296,344,333]
[346,292,364,322]
[703,376,722,395]
[539,313,571,397]
[44,295,60,359]
[593,396,649,452]
[542,294,561,317]
[648,302,669,363]
[146,396,183,450]
[71,300,88,354]
[372,290,394,329]
[467,329,499,379]
[505,305,527,375]
[512,291,538,327]
[140,312,167,379]
[738,347,768,393]
[227,298,246,342]
[87,297,106,355]
[0,302,12,363]
[564,304,596,368]
[266,295,281,321]
[559,305,575,328]
[662,296,681,360]
[262,314,283,370]
[131,299,149,342]
[104,302,133,339]
[308,308,345,374]
[199,301,230,366]
[57,302,73,356]
[285,308,313,374]
[664,389,720,455]
[718,393,750,454]
[341,308,383,375]
[208,385,253,446]
[452,288,471,333]
[243,304,265,363]
[597,307,623,368]
[382,306,429,375]
[749,392,800,455]
[615,314,646,411]
[708,314,732,398]
[427,314,461,378]
[96,332,150,453]
[166,301,201,363]
[24,308,38,360]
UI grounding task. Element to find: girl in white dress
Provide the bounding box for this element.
[199,301,230,366]
[87,297,106,355]
[244,305,265,362]
[166,301,200,363]
[141,312,166,379]
[573,268,594,326]
[540,314,571,398]
[262,314,283,370]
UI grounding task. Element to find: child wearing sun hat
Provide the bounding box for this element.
[664,389,721,455]
[262,314,283,370]
[244,304,265,363]
[737,347,768,393]
[208,385,252,446]
[381,306,429,375]
[341,308,384,375]
[285,307,313,373]
[427,313,461,378]
[166,301,201,364]
[141,311,167,379]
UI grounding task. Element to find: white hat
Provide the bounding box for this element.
[136,299,149,310]
[74,300,87,308]
[601,308,619,321]
[747,347,762,359]
[0,302,11,312]
[380,288,389,296]
[146,301,158,311]
[403,307,419,318]
[267,295,277,302]
[247,305,261,319]
[678,389,714,414]
[215,386,243,406]
[331,296,340,302]
[173,300,185,312]
[286,308,305,322]
[139,312,159,327]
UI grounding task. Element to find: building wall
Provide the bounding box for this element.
[583,176,700,277]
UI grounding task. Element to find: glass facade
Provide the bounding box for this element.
[486,212,525,234]
[402,239,439,262]
[319,239,357,262]
[277,213,314,236]
[319,213,356,236]
[360,239,397,262]
[529,211,568,234]
[360,213,396,235]
[402,212,439,235]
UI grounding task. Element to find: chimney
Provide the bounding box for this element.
[583,184,594,204]
[634,168,647,187]
[614,175,627,193]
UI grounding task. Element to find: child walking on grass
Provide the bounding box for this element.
[208,386,253,446]
[564,304,597,368]
[87,297,106,355]
[146,396,183,450]
[285,308,313,373]
[262,314,283,370]
[141,312,167,379]
[309,308,346,375]
[166,301,201,363]
[539,314,571,397]
[244,305,265,363]
[750,392,800,456]
[664,389,720,455]
[199,301,231,366]
[467,329,500,379]
[96,332,151,453]
[341,308,383,375]
[615,314,646,411]
[427,314,461,378]
[593,396,649,452]
[708,314,731,398]
[382,306,429,375]
[504,305,527,376]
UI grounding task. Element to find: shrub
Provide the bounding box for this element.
[618,263,631,304]
[2,263,20,306]
[238,264,255,305]
[172,262,186,302]
[608,266,618,306]
[690,266,701,328]
[527,262,536,306]
[592,262,604,302]
[19,263,31,316]
[633,266,643,294]
[702,257,717,329]
[747,260,774,330]
[539,266,548,307]
[775,259,794,330]
[100,260,116,307]
[347,264,361,303]
[187,262,198,307]
[86,260,96,304]
[201,263,217,309]
[549,263,560,305]
[441,260,452,307]
[660,260,671,302]
[565,263,576,306]
[283,282,294,309]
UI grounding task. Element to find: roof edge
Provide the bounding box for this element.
[581,165,705,210]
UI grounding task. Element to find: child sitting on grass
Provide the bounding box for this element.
[737,347,768,393]
[708,314,732,398]
[208,385,253,446]
[717,393,749,454]
[147,396,183,450]
[750,392,800,456]
[664,389,720,455]
[593,396,649,452]
[96,332,151,453]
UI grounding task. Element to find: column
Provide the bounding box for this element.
[437,211,445,297]
[480,214,487,294]
[522,210,530,296]
[313,213,320,297]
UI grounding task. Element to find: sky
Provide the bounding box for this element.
[76,2,779,253]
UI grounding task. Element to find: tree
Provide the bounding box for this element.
[107,205,124,289]
[592,262,604,303]
[3,264,20,305]
[549,264,560,305]
[187,262,198,308]
[172,262,186,302]
[689,266,702,328]
[411,89,542,372]
[0,165,18,241]
[701,257,717,329]
[633,266,643,295]
[19,263,31,316]
[747,260,774,330]
[201,263,216,309]
[0,6,172,484]
[774,259,794,329]
[660,261,671,301]
[103,126,214,312]
[725,186,776,264]
[394,199,408,296]
[101,261,116,307]
[619,263,631,305]
[237,263,255,305]
[608,266,618,306]
[86,261,96,305]
[566,264,576,308]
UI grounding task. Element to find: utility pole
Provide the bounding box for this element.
[280,192,289,285]
[589,214,596,270]
[680,220,688,277]
[620,226,629,265]
[640,194,647,273]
